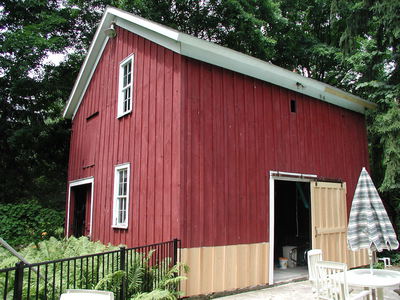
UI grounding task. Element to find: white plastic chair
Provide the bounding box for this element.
[315,261,371,300]
[60,289,114,300]
[378,257,391,268]
[308,249,323,299]
[308,249,323,284]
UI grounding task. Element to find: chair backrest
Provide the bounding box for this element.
[307,249,323,282]
[60,289,114,300]
[315,261,349,300]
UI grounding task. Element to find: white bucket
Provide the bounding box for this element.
[279,257,288,269]
[283,246,297,268]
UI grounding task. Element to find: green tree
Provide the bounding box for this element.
[0,0,113,207]
[117,0,287,61]
[330,0,400,228]
[1,0,399,235]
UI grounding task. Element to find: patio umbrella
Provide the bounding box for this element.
[347,167,399,273]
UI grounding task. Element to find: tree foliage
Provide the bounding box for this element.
[327,0,400,228]
[1,0,399,233]
[0,0,72,207]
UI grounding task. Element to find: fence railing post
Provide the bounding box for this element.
[13,262,24,300]
[0,240,181,300]
[119,246,126,300]
[172,239,179,266]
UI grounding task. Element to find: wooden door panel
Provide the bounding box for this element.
[311,181,348,264]
[311,181,368,267]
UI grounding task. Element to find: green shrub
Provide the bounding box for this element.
[373,261,385,269]
[0,200,64,248]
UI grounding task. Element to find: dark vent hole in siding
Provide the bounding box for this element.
[86,111,99,121]
[290,99,297,113]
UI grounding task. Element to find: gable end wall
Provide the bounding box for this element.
[67,27,182,247]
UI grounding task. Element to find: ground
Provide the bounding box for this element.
[216,280,400,299]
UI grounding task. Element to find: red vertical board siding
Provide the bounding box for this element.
[171,52,182,242]
[68,26,369,250]
[67,27,182,247]
[202,64,213,246]
[181,57,369,249]
[212,68,226,245]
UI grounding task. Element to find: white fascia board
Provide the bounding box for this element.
[63,12,113,119]
[178,33,375,114]
[70,38,109,119]
[108,7,180,41]
[115,18,181,53]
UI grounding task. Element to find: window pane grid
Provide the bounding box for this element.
[117,196,127,224]
[122,87,131,112]
[119,56,134,116]
[118,169,127,196]
[114,164,129,227]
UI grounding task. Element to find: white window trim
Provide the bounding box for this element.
[268,170,317,285]
[66,177,95,238]
[117,54,134,118]
[112,163,130,229]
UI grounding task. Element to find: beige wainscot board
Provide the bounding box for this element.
[180,242,269,297]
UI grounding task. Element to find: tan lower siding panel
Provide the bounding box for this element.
[181,243,269,297]
[213,246,226,292]
[348,248,369,269]
[225,245,237,291]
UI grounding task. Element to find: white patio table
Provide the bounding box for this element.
[345,269,400,300]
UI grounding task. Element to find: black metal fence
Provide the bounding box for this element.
[0,239,181,300]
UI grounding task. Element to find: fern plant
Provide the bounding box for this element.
[0,236,119,300]
[1,237,187,300]
[94,251,188,300]
[132,289,177,300]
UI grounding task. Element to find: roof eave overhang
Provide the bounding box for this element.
[63,6,376,119]
[63,10,115,118]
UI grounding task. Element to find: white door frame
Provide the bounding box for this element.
[268,171,317,285]
[67,177,94,237]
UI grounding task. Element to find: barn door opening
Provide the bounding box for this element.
[269,175,367,284]
[71,184,91,237]
[67,177,94,238]
[273,179,311,283]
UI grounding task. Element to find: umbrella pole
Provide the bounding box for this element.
[370,258,373,274]
[368,249,374,274]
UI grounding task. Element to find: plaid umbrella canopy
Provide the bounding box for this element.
[347,167,399,253]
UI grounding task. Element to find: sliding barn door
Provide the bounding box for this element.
[311,181,349,263]
[310,181,368,267]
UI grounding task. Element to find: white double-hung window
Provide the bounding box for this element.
[113,163,130,228]
[118,54,134,117]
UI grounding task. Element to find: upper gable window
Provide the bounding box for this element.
[118,54,134,118]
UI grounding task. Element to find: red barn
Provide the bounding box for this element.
[63,7,375,296]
